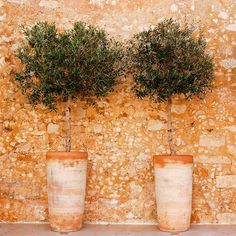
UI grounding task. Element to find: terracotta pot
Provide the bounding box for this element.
[46,151,88,233]
[153,155,193,232]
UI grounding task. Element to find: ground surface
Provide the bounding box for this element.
[0,224,236,236]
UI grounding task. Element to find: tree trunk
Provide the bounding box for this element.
[65,96,72,152]
[167,96,176,156]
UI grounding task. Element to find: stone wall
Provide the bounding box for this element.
[0,0,236,224]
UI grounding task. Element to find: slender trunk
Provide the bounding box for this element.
[65,96,72,152]
[167,96,176,156]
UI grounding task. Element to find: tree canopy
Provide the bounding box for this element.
[130,19,215,103]
[15,21,124,110]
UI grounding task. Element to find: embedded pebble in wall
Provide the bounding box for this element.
[170,4,178,12]
[217,213,236,224]
[94,124,103,133]
[0,14,6,21]
[226,24,236,31]
[216,175,236,188]
[7,0,28,4]
[194,155,231,164]
[208,119,215,126]
[220,59,236,69]
[227,145,236,156]
[218,11,229,20]
[38,0,60,9]
[224,126,236,132]
[172,104,186,114]
[0,57,5,67]
[147,120,165,131]
[47,123,59,134]
[199,135,225,147]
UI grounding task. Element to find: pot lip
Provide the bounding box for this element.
[47,150,88,154]
[46,151,88,160]
[153,154,193,164]
[153,154,193,158]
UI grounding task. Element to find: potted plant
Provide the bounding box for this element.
[15,21,123,232]
[129,19,215,232]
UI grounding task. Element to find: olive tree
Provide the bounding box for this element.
[129,19,215,156]
[15,21,123,152]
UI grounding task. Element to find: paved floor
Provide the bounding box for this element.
[0,224,236,236]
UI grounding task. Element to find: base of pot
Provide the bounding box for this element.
[158,226,190,233]
[50,226,82,233]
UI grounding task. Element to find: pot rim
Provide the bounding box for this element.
[46,151,88,160]
[153,154,193,164]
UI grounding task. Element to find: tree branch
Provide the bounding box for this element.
[65,96,72,152]
[167,96,176,156]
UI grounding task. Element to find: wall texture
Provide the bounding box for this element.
[0,0,236,224]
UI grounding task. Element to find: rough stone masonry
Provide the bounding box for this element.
[0,0,235,224]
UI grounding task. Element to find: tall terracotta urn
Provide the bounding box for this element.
[154,155,193,232]
[46,151,88,233]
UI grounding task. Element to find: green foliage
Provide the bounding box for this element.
[129,19,215,103]
[15,21,124,110]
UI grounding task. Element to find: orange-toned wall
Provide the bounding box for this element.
[0,0,236,224]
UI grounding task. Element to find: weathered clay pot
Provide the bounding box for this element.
[153,155,193,232]
[46,151,88,233]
